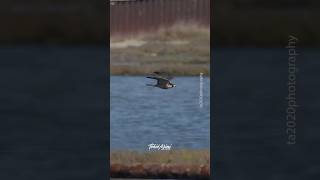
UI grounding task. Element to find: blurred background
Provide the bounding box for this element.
[213,0,320,47]
[212,0,320,179]
[110,0,210,37]
[1,0,319,47]
[0,0,106,44]
[0,1,108,180]
[110,0,210,76]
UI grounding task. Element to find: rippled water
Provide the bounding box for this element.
[111,76,210,151]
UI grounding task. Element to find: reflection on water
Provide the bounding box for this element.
[111,76,210,151]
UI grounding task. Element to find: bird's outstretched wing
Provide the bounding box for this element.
[153,71,174,80]
[146,76,169,86]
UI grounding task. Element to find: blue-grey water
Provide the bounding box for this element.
[111,76,210,151]
[2,47,319,180]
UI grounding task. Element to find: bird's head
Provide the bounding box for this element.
[172,84,176,87]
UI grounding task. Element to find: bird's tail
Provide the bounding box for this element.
[146,84,155,87]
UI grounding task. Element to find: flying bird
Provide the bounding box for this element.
[146,72,176,89]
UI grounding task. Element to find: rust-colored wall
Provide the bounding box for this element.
[110,0,210,36]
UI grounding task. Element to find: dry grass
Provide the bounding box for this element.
[110,23,210,76]
[110,149,210,166]
[110,163,210,179]
[110,149,210,178]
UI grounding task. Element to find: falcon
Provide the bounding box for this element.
[146,72,176,89]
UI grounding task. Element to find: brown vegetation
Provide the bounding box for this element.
[110,149,210,179]
[110,163,210,179]
[110,24,210,76]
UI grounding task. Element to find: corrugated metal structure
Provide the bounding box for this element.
[110,0,210,36]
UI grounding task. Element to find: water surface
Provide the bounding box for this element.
[111,76,210,151]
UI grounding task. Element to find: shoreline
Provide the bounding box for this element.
[111,24,210,76]
[111,163,210,179]
[110,149,210,179]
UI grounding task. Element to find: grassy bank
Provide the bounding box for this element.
[110,149,210,179]
[111,149,209,165]
[110,24,210,76]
